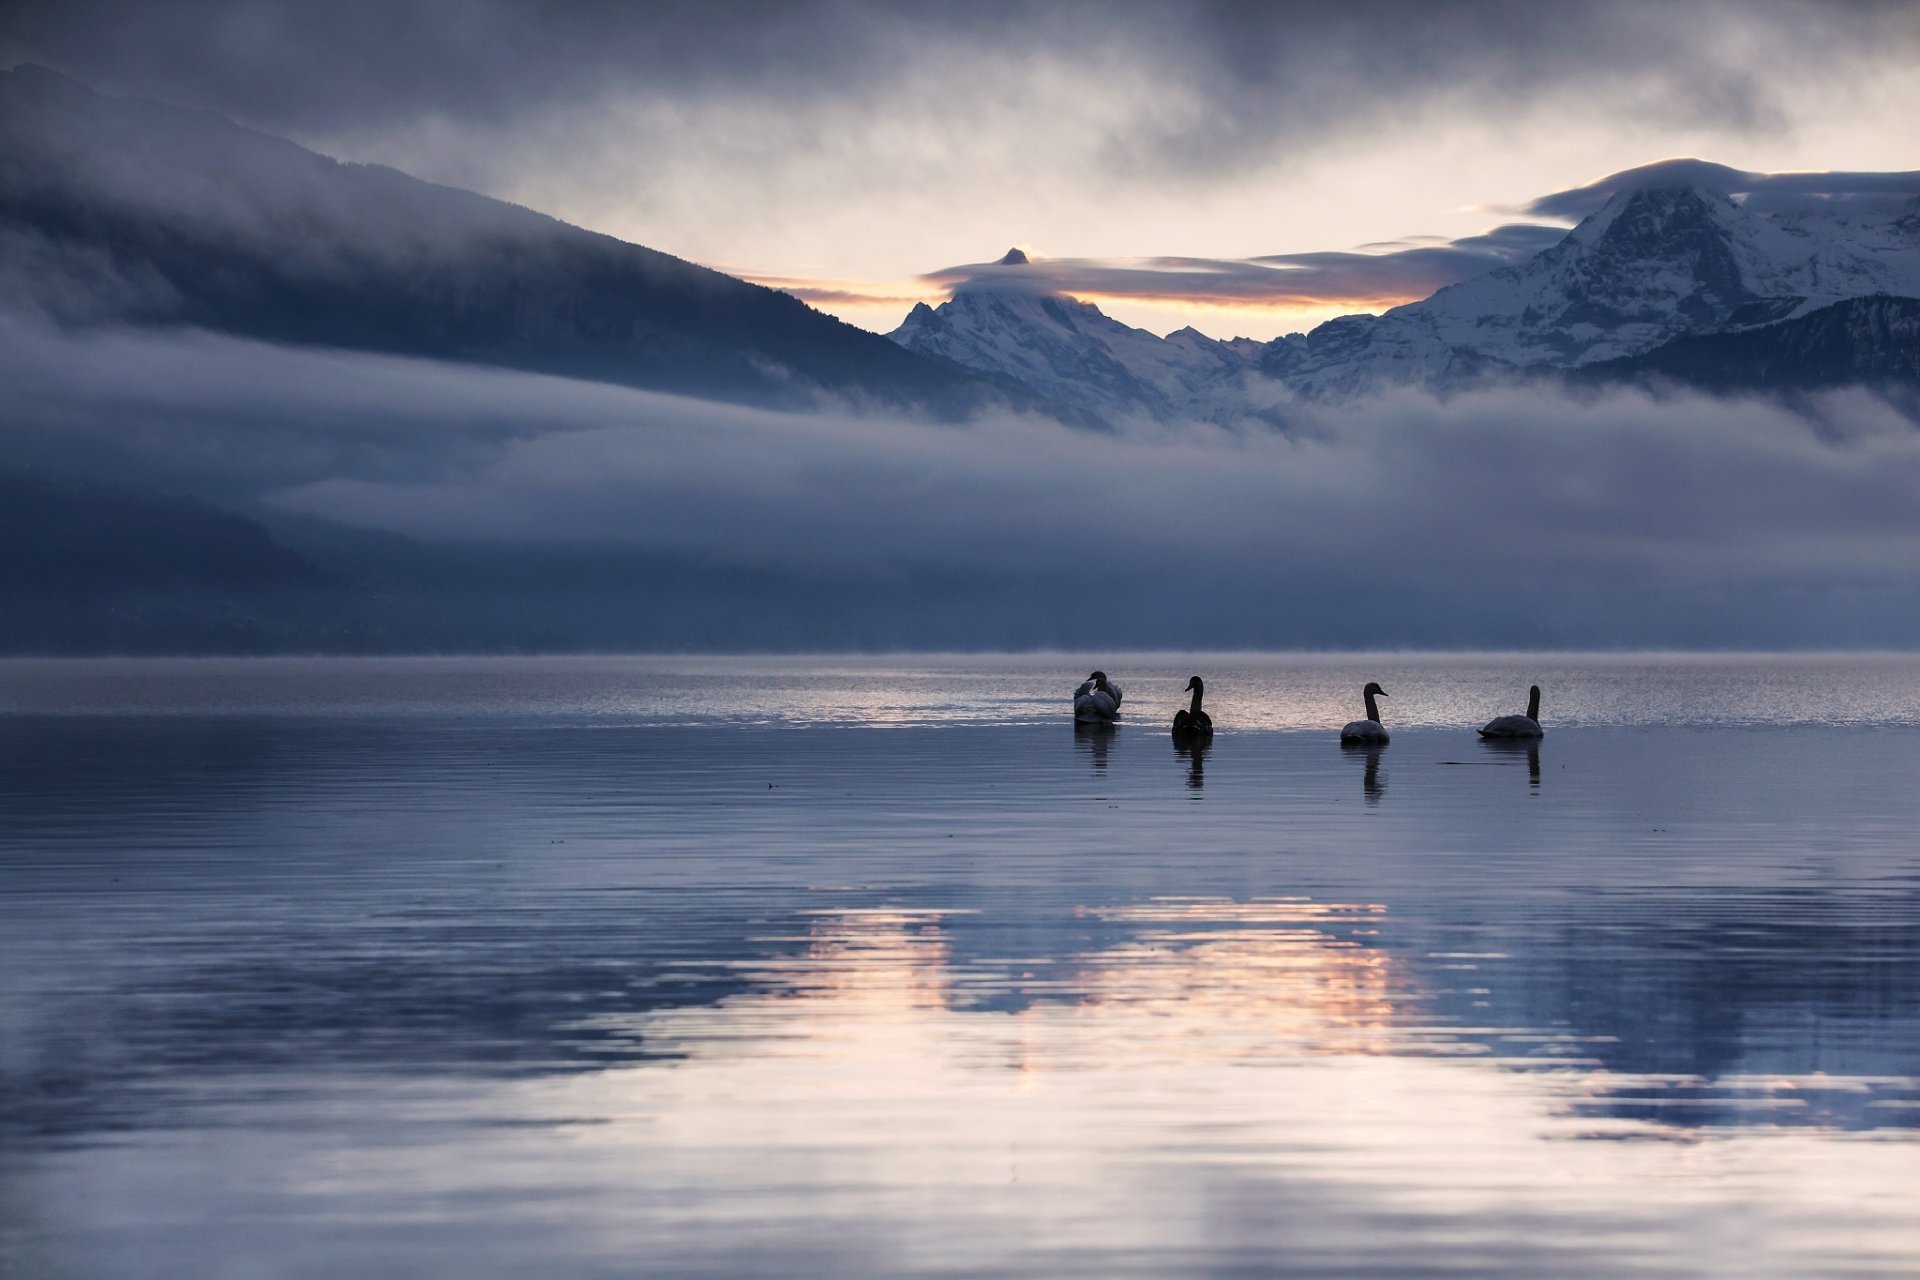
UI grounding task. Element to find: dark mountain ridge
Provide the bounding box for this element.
[1585,294,1920,392]
[0,468,356,653]
[0,64,1011,416]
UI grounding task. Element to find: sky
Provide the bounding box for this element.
[7,0,1920,339]
[5,2,1920,651]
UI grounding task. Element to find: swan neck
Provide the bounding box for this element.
[1363,689,1380,722]
[1189,686,1204,716]
[1527,687,1541,720]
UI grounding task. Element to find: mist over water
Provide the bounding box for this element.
[3,654,1917,1277]
[9,317,1920,651]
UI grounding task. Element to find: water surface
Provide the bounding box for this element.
[3,655,1917,1278]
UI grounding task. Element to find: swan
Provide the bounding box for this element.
[1073,670,1124,722]
[1478,685,1544,739]
[1339,682,1389,744]
[1172,675,1214,739]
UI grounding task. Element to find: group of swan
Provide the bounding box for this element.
[1336,680,1545,743]
[1073,670,1215,741]
[1072,671,1545,743]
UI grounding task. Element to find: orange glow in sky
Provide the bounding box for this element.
[733,270,1423,342]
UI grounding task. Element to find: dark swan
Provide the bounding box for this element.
[1479,685,1545,739]
[1339,682,1390,745]
[1172,675,1214,739]
[1073,670,1124,722]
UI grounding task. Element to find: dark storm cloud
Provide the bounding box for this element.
[1523,159,1920,220]
[7,316,1920,648]
[922,224,1567,312]
[7,1,1918,176]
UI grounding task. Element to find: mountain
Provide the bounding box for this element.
[1585,294,1920,392]
[0,468,352,654]
[892,263,1258,423]
[0,64,1011,416]
[891,178,1920,415]
[1271,181,1920,397]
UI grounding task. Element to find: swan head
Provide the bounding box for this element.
[1363,682,1387,698]
[1185,676,1204,692]
[1088,670,1109,690]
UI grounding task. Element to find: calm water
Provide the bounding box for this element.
[2,654,1918,1279]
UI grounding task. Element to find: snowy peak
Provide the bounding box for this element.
[995,247,1030,266]
[890,279,1254,422]
[1567,179,1736,248]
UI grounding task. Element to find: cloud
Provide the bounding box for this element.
[9,2,1918,173]
[915,224,1569,318]
[1520,159,1920,220]
[5,316,1920,648]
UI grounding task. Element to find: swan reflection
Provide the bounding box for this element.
[1479,737,1543,791]
[1173,736,1209,793]
[1073,719,1117,771]
[1343,743,1387,804]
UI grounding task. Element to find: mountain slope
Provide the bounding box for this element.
[1584,294,1920,391]
[0,468,352,653]
[0,65,1008,415]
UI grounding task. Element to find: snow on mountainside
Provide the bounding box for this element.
[1273,182,1920,397]
[895,180,1920,416]
[891,252,1256,422]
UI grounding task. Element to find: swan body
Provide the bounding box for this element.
[1478,685,1544,739]
[1172,675,1214,739]
[1339,682,1390,745]
[1073,670,1124,722]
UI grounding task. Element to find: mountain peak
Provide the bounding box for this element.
[996,247,1030,266]
[1564,179,1738,251]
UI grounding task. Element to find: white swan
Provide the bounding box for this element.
[1479,684,1544,739]
[1073,670,1124,722]
[1339,682,1389,744]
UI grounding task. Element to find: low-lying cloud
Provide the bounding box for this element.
[5,316,1920,649]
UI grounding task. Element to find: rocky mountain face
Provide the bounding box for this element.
[893,184,1920,416]
[0,64,1014,417]
[1586,294,1920,391]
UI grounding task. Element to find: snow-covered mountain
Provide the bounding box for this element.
[892,180,1920,416]
[1271,181,1920,397]
[891,250,1258,422]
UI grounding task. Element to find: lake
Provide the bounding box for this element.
[3,653,1917,1278]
